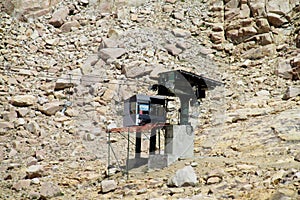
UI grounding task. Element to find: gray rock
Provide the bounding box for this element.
[256,90,270,97]
[40,182,62,198]
[164,44,182,56]
[25,121,40,135]
[167,166,198,187]
[172,28,191,38]
[81,54,99,75]
[26,165,44,179]
[98,48,126,61]
[282,86,300,100]
[61,20,80,32]
[2,110,17,122]
[99,37,119,49]
[276,59,293,80]
[101,179,117,193]
[122,61,153,78]
[10,95,36,107]
[17,108,30,117]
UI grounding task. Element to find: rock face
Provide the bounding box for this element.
[222,0,297,45]
[0,0,300,199]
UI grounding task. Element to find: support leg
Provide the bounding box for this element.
[149,128,156,155]
[135,131,141,158]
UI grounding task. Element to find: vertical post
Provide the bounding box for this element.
[180,97,190,125]
[107,131,110,178]
[158,129,161,154]
[135,131,141,158]
[150,128,156,155]
[126,128,130,180]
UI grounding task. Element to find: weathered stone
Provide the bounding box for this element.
[26,121,40,135]
[241,44,276,59]
[12,180,31,191]
[99,37,119,49]
[256,90,270,97]
[101,180,117,193]
[163,5,173,12]
[101,89,115,101]
[256,18,271,33]
[171,28,191,38]
[26,165,44,179]
[248,2,266,17]
[49,6,69,27]
[17,108,30,117]
[167,166,198,187]
[173,11,184,20]
[0,121,14,130]
[2,110,17,122]
[266,0,292,16]
[60,20,80,32]
[275,59,293,80]
[3,0,59,17]
[98,48,126,61]
[267,12,288,27]
[294,153,300,162]
[40,182,62,198]
[240,26,257,38]
[45,38,60,46]
[10,95,36,107]
[259,33,273,45]
[81,54,99,75]
[239,3,251,18]
[8,148,17,157]
[206,176,222,185]
[164,44,182,56]
[210,32,224,44]
[283,86,300,100]
[38,101,63,116]
[225,8,240,20]
[65,108,79,117]
[122,61,153,78]
[226,29,239,43]
[225,0,239,8]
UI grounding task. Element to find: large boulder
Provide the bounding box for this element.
[167,166,198,187]
[49,6,69,27]
[101,180,117,193]
[10,95,37,107]
[98,48,126,62]
[3,0,60,17]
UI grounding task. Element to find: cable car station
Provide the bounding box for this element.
[107,70,222,175]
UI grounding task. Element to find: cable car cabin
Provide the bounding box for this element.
[123,94,168,127]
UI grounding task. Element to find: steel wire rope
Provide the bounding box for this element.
[1,69,154,87]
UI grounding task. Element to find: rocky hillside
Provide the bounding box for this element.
[0,0,300,199]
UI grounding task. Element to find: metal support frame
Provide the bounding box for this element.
[107,123,165,178]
